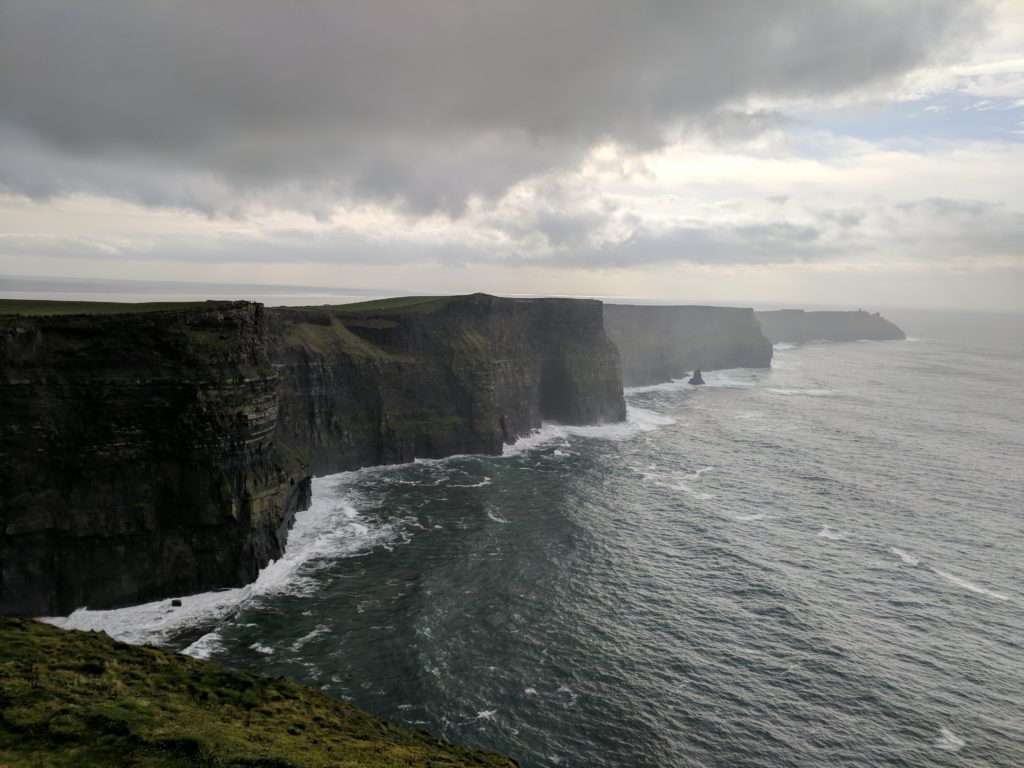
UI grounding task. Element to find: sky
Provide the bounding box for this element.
[1,1,1023,311]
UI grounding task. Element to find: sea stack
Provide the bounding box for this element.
[688,369,705,385]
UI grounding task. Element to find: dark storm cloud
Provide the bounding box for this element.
[0,0,985,216]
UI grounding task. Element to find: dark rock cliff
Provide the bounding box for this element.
[271,294,625,474]
[1,294,625,615]
[602,304,773,387]
[0,302,311,616]
[756,309,905,344]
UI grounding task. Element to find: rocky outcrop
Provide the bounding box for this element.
[1,294,625,615]
[603,304,773,387]
[755,309,905,344]
[688,369,705,385]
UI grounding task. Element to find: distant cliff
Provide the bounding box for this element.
[603,304,773,387]
[756,309,905,344]
[0,295,625,616]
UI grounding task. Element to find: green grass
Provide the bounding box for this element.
[320,296,455,315]
[0,299,212,316]
[0,619,516,768]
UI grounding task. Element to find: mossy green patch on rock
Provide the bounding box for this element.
[0,618,517,768]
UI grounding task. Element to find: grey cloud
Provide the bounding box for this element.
[0,0,986,217]
[530,220,838,269]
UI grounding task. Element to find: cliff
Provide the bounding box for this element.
[0,618,517,767]
[271,294,625,473]
[602,304,773,387]
[1,295,625,616]
[0,302,310,617]
[755,309,905,344]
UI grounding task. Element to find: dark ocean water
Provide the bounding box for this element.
[57,336,1024,767]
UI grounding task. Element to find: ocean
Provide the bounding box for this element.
[53,333,1024,767]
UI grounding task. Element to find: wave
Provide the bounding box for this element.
[773,342,799,351]
[891,548,920,566]
[503,406,675,455]
[736,513,769,522]
[931,568,1009,601]
[44,475,387,648]
[448,478,492,488]
[817,526,847,541]
[486,508,511,524]
[934,726,965,752]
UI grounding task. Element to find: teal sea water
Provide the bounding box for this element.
[56,335,1024,767]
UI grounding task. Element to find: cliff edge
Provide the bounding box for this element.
[755,309,905,344]
[603,304,773,387]
[0,618,517,767]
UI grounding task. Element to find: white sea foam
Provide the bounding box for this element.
[44,474,387,649]
[486,509,511,524]
[931,569,1009,601]
[449,478,492,488]
[248,641,274,655]
[817,526,847,541]
[702,368,763,388]
[891,548,920,566]
[773,342,799,351]
[625,367,762,395]
[476,709,497,721]
[292,625,330,650]
[503,406,674,455]
[183,631,227,660]
[524,687,538,696]
[935,726,965,752]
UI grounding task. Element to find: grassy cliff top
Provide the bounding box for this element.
[0,619,516,768]
[328,295,452,312]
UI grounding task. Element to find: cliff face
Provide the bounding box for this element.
[1,294,624,615]
[271,294,626,473]
[0,303,311,617]
[603,304,773,387]
[756,309,905,344]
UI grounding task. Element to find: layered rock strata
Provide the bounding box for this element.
[755,309,905,344]
[0,302,310,616]
[603,304,773,387]
[1,295,625,615]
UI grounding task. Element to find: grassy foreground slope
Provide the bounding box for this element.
[0,619,516,768]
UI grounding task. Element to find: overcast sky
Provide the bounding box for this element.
[1,0,1022,310]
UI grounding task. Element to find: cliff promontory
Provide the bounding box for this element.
[755,309,905,344]
[1,295,625,616]
[603,304,773,387]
